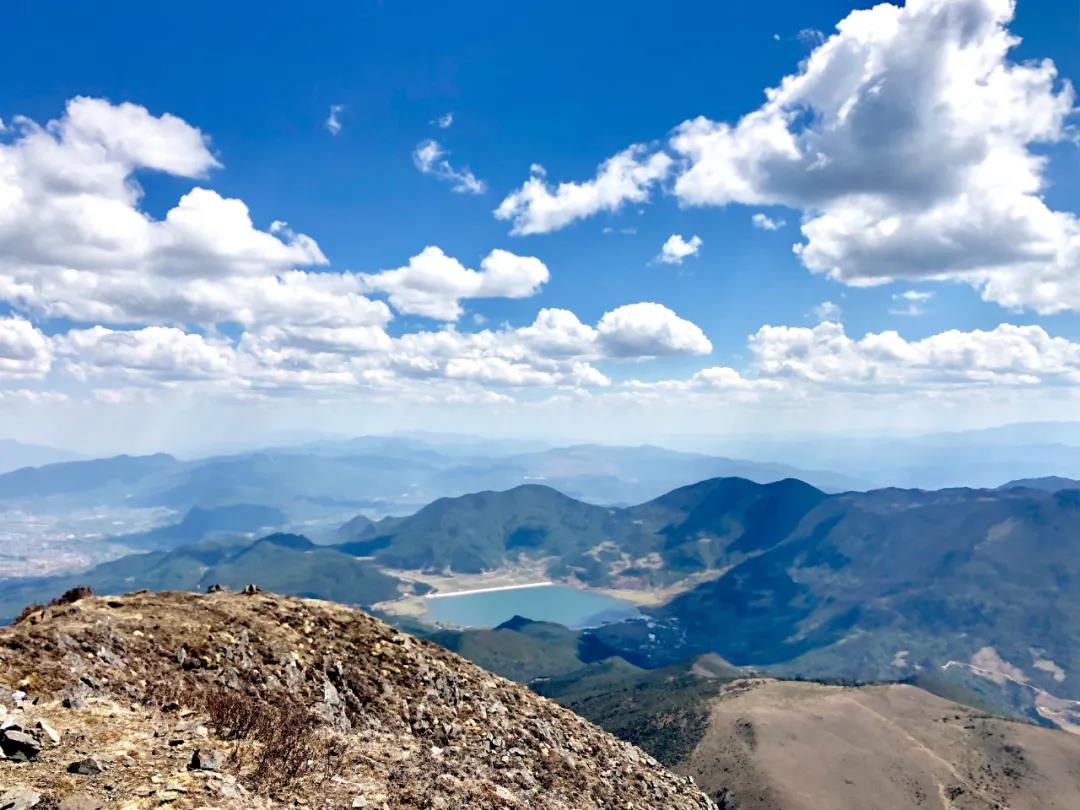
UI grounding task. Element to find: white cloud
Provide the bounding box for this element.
[380,324,612,390]
[434,112,454,129]
[0,317,51,378]
[54,326,235,383]
[0,388,68,404]
[444,357,559,387]
[0,98,333,326]
[890,290,934,316]
[0,97,725,410]
[596,302,712,358]
[54,96,221,176]
[244,324,392,356]
[326,104,345,135]
[624,365,780,396]
[749,321,1080,387]
[669,0,1080,312]
[412,139,486,194]
[495,146,672,235]
[812,301,842,322]
[360,247,549,320]
[516,308,598,357]
[657,234,703,265]
[751,213,785,231]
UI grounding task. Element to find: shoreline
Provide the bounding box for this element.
[424,580,555,599]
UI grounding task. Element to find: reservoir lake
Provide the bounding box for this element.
[423,584,639,629]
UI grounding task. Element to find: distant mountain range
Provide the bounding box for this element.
[683,421,1080,489]
[0,438,82,474]
[999,475,1080,492]
[0,438,863,523]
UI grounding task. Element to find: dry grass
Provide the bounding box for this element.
[147,683,345,794]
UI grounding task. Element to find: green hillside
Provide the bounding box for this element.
[607,486,1080,720]
[344,477,827,586]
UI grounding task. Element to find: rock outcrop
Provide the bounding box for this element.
[0,589,716,809]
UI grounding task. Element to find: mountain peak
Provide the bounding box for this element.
[0,590,716,809]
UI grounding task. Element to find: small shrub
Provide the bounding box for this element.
[50,586,93,606]
[202,689,265,741]
[13,603,46,624]
[198,687,338,793]
[16,587,95,623]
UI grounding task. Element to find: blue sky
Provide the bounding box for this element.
[1,0,1080,453]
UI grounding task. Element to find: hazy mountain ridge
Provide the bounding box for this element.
[694,425,1080,490]
[999,475,1080,492]
[0,439,83,475]
[0,440,859,517]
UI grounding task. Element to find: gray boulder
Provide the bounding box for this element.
[0,788,41,810]
[189,748,226,771]
[67,756,104,775]
[1,729,42,761]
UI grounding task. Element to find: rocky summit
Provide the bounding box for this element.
[0,589,716,809]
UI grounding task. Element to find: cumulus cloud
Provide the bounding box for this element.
[360,247,549,320]
[412,139,486,194]
[500,1,1079,313]
[596,302,712,358]
[326,104,345,135]
[53,326,235,382]
[434,112,454,129]
[495,146,672,235]
[657,234,703,265]
[1,98,689,405]
[0,98,333,326]
[749,321,1080,387]
[0,317,51,378]
[516,308,598,357]
[751,213,785,231]
[670,0,1080,312]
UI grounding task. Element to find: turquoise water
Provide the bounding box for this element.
[423,584,639,629]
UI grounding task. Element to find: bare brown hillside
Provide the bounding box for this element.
[0,589,716,810]
[679,680,1080,810]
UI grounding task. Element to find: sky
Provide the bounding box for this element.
[1,0,1080,454]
